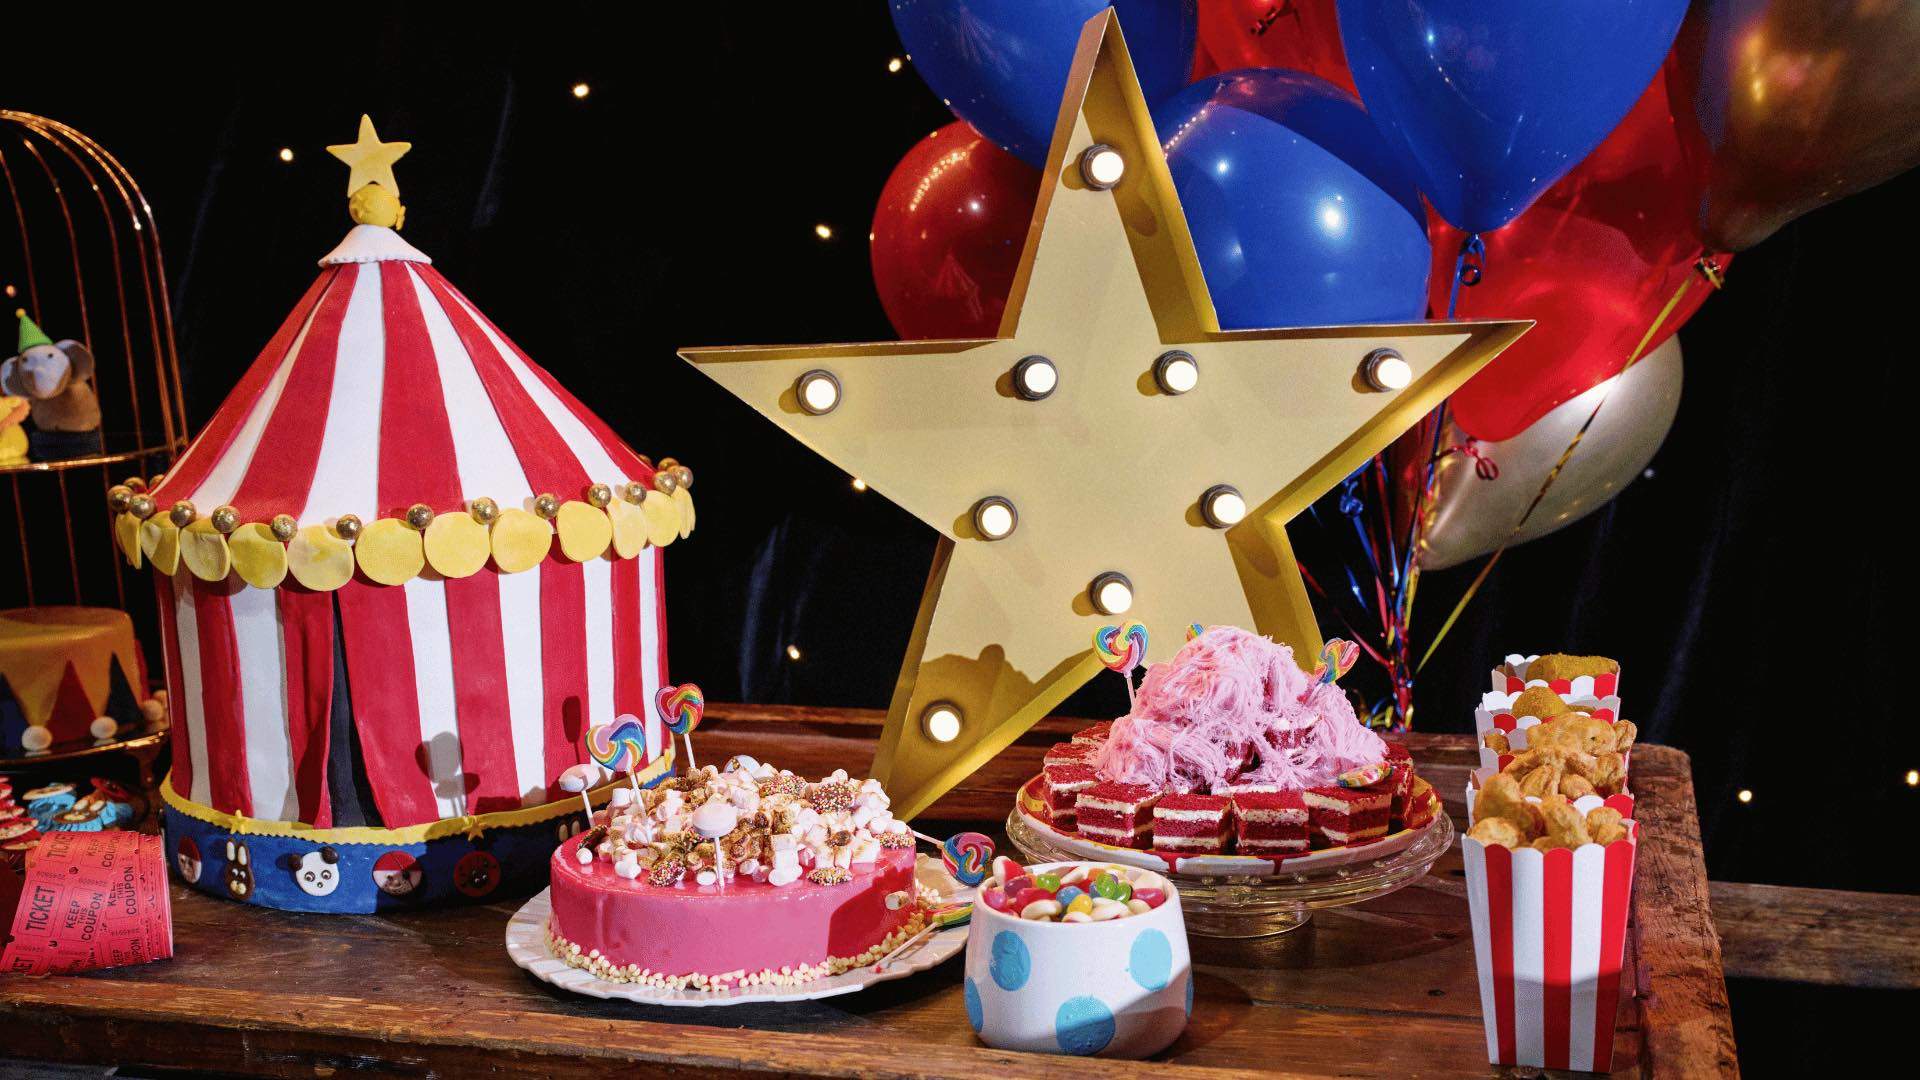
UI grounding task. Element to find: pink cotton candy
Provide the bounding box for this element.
[1095,626,1385,794]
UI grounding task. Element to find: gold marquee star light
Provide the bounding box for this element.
[681,11,1528,819]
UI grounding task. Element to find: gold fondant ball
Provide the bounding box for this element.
[107,485,133,513]
[123,476,147,494]
[673,465,693,490]
[533,493,560,519]
[270,514,299,542]
[623,481,648,503]
[653,470,679,495]
[334,514,363,541]
[470,496,500,524]
[128,495,156,520]
[211,505,240,534]
[406,503,435,529]
[168,501,197,528]
[587,483,613,508]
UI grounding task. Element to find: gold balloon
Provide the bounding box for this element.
[406,503,435,530]
[587,483,613,508]
[107,485,132,513]
[210,505,240,534]
[169,501,197,528]
[128,495,156,520]
[533,493,560,519]
[470,496,499,524]
[1421,337,1683,571]
[334,514,363,541]
[270,513,299,542]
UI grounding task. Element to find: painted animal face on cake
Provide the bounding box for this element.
[224,837,254,900]
[453,850,500,898]
[371,851,422,897]
[291,846,342,897]
[176,836,203,883]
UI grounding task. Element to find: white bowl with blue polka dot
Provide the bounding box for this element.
[963,861,1191,1058]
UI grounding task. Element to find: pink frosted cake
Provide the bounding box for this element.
[547,759,928,989]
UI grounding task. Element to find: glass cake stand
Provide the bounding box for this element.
[1006,800,1453,939]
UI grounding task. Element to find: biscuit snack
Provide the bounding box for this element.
[1468,772,1632,851]
[1526,654,1620,683]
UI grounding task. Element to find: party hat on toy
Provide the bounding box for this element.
[15,309,51,351]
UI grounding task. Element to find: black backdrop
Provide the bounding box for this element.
[7,5,1915,899]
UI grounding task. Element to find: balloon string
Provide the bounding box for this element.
[1417,268,1702,673]
[1446,234,1486,319]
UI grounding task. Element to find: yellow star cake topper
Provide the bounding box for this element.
[681,11,1528,820]
[327,114,411,198]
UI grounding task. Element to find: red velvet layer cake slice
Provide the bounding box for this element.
[1305,785,1391,846]
[1152,793,1232,854]
[1042,763,1098,827]
[1233,790,1308,854]
[1075,781,1159,848]
[1402,777,1439,830]
[1043,741,1101,768]
[1384,742,1414,820]
[1071,721,1112,745]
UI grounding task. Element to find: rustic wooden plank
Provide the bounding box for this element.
[0,712,1725,1078]
[1710,881,1920,990]
[1623,746,1742,1079]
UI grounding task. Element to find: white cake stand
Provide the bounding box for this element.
[505,856,969,1007]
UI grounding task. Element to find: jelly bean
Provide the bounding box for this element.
[1012,887,1056,911]
[1031,872,1062,893]
[1091,873,1127,901]
[1003,875,1031,897]
[1065,894,1094,917]
[1060,865,1092,886]
[990,855,1023,885]
[1020,899,1063,920]
[1089,899,1128,921]
[979,888,1008,911]
[1054,885,1086,907]
[1133,887,1166,909]
[1126,899,1152,916]
[1061,911,1092,923]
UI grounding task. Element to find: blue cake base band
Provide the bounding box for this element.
[160,756,671,913]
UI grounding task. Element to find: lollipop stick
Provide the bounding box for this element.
[681,734,698,772]
[872,919,939,972]
[910,829,942,846]
[578,789,593,825]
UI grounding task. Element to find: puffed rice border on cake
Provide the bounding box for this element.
[545,908,931,990]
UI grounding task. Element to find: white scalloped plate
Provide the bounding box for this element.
[505,856,969,1007]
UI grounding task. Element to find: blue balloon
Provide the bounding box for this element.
[1336,0,1689,233]
[890,1,1199,168]
[1153,70,1430,329]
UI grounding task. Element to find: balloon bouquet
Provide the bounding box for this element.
[875,1,1920,724]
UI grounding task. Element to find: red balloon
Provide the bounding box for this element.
[870,122,1039,340]
[1437,60,1723,441]
[1196,0,1355,94]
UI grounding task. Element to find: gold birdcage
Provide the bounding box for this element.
[1,110,187,609]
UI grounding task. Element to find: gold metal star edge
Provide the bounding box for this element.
[680,10,1529,819]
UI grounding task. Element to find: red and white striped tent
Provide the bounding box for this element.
[131,224,686,833]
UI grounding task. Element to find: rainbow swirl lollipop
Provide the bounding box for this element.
[655,682,707,771]
[656,683,705,735]
[1186,622,1207,642]
[1312,638,1361,685]
[1093,621,1148,674]
[941,831,995,888]
[586,714,647,774]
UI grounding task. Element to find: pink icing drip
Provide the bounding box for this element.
[1095,627,1386,793]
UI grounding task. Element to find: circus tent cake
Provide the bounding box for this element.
[112,118,694,912]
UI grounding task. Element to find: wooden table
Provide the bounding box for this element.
[0,705,1738,1078]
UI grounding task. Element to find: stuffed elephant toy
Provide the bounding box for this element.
[2,310,102,461]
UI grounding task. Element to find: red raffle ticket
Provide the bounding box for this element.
[2,831,172,976]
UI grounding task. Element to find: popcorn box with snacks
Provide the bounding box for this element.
[1463,768,1638,1072]
[964,861,1190,1058]
[1493,654,1621,701]
[1476,692,1633,776]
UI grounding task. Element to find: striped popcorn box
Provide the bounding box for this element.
[1492,654,1621,701]
[1463,770,1639,1072]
